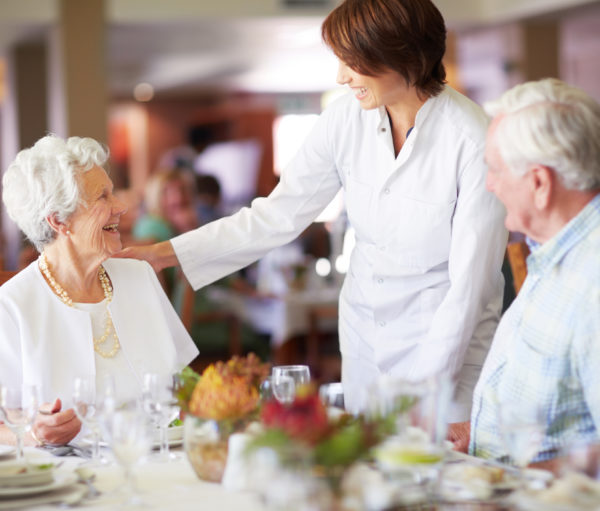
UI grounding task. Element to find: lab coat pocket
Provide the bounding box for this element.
[391,197,456,272]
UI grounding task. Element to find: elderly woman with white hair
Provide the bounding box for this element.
[0,135,198,447]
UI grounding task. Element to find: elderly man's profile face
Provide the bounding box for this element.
[485,117,535,237]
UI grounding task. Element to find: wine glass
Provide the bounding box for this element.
[105,402,152,507]
[272,374,295,404]
[73,376,108,465]
[141,372,180,462]
[0,383,39,462]
[272,365,311,403]
[497,399,544,468]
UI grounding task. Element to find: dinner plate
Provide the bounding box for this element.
[439,460,523,502]
[0,462,54,488]
[0,472,77,498]
[0,447,14,459]
[0,484,85,509]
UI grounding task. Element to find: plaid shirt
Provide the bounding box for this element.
[470,194,600,463]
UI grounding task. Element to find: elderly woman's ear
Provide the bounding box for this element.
[45,214,70,237]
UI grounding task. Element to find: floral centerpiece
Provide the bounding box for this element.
[246,385,396,507]
[178,354,270,482]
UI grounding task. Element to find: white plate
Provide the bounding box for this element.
[0,472,77,498]
[0,462,54,488]
[0,484,85,509]
[152,425,184,448]
[0,447,14,459]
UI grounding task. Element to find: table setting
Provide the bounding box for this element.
[2,357,600,511]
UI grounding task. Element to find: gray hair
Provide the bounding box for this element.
[484,78,600,191]
[2,134,109,251]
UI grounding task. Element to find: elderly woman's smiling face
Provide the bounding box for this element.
[67,166,127,260]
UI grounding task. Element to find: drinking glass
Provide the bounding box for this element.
[272,365,311,403]
[141,372,180,462]
[272,375,295,404]
[105,402,152,507]
[373,375,453,491]
[497,400,544,468]
[259,376,274,401]
[73,376,107,465]
[319,382,345,409]
[0,383,39,461]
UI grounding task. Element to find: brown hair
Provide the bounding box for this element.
[322,0,447,97]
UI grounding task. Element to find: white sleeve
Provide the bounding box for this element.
[142,261,199,368]
[406,150,508,380]
[0,296,23,388]
[171,109,343,290]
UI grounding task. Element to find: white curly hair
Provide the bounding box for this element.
[2,134,109,251]
[484,78,600,191]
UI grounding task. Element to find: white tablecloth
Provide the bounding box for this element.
[9,447,266,511]
[209,284,340,347]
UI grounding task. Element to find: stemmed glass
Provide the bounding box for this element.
[141,372,180,462]
[73,376,113,466]
[105,402,152,508]
[496,399,544,468]
[0,383,39,462]
[272,365,310,404]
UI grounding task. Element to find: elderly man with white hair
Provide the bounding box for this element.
[466,78,600,464]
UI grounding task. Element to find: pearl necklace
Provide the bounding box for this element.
[38,252,121,358]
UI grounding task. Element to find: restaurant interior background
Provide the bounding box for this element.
[0,0,599,373]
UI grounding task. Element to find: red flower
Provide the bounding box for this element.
[261,392,329,445]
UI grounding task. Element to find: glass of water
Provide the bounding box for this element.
[0,383,38,462]
[105,402,152,507]
[272,375,295,405]
[141,372,180,462]
[497,399,544,467]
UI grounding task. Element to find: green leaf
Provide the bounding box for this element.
[313,423,365,467]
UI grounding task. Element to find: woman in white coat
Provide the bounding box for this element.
[0,135,198,447]
[119,0,507,433]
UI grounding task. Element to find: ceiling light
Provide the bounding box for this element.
[133,82,154,102]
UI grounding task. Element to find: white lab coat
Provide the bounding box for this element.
[0,258,198,406]
[172,86,507,421]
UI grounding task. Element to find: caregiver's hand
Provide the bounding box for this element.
[114,240,179,273]
[29,398,81,446]
[447,421,470,453]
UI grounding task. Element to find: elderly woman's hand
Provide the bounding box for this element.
[29,398,81,446]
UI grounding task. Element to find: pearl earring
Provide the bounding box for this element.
[66,230,71,235]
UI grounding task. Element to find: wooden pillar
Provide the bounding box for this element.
[522,20,559,81]
[48,0,108,143]
[1,42,48,269]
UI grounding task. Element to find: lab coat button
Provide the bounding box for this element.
[384,188,391,195]
[377,278,384,284]
[379,321,386,327]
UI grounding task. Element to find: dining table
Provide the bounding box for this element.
[0,443,557,511]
